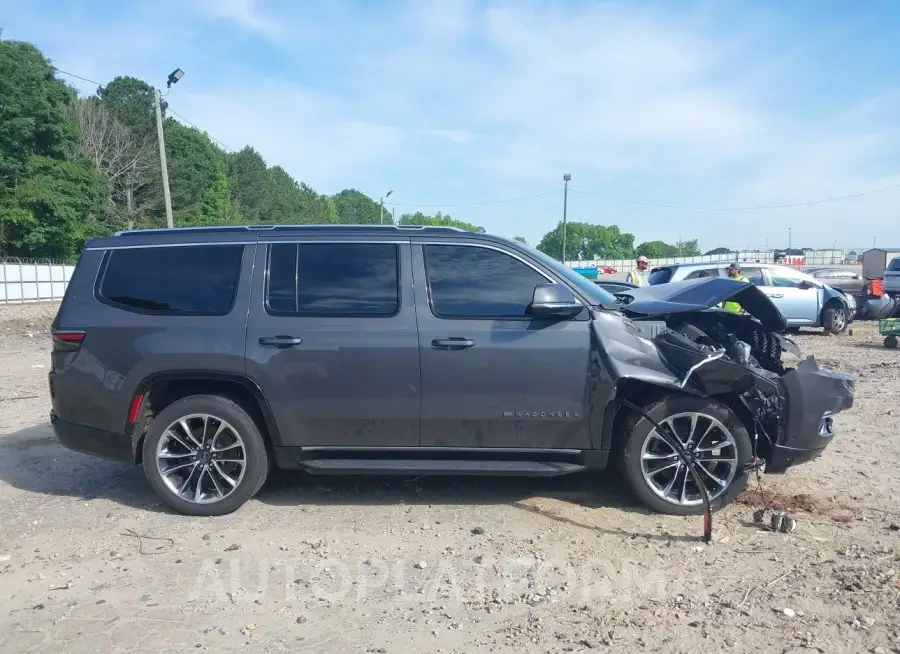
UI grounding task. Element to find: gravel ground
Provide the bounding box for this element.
[1,304,899,653]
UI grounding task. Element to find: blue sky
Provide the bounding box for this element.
[4,0,900,250]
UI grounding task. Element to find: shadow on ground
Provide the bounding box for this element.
[1,423,661,531]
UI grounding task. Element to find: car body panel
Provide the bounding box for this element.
[243,237,422,448]
[48,225,855,505]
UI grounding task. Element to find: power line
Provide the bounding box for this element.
[51,67,103,87]
[166,106,236,153]
[569,181,900,211]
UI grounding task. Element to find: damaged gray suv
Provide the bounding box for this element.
[49,225,854,517]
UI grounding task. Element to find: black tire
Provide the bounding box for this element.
[618,395,753,516]
[821,302,849,335]
[142,395,269,516]
[885,335,899,349]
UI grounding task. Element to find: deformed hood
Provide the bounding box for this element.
[618,277,789,332]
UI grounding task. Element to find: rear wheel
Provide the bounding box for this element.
[885,335,898,349]
[618,395,752,516]
[822,303,848,335]
[142,395,269,516]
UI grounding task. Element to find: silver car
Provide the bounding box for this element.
[884,257,900,298]
[648,262,855,334]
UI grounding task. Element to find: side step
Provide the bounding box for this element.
[299,458,585,477]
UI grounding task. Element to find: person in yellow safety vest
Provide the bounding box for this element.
[626,255,650,286]
[723,262,750,313]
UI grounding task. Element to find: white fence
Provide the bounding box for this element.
[565,249,859,271]
[0,258,75,304]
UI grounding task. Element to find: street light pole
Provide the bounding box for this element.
[155,68,184,229]
[562,173,571,263]
[380,190,394,225]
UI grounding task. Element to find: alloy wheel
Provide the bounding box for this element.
[155,413,247,504]
[639,411,738,507]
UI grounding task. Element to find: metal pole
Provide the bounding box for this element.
[788,228,792,257]
[380,198,385,225]
[562,174,571,263]
[392,207,395,224]
[155,89,174,228]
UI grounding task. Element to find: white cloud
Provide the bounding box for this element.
[7,0,899,245]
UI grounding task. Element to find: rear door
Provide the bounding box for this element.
[244,236,421,448]
[411,239,592,450]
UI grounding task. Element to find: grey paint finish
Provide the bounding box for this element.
[243,237,421,447]
[50,245,256,435]
[410,241,593,450]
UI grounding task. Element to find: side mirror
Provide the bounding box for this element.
[529,283,583,318]
[797,280,815,290]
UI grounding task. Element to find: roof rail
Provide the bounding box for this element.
[113,224,472,236]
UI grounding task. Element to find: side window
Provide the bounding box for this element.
[423,244,550,318]
[266,242,399,316]
[98,245,244,315]
[740,267,764,285]
[685,268,720,279]
[768,267,808,288]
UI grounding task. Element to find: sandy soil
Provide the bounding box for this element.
[1,304,898,653]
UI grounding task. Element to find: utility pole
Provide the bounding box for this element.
[562,173,571,263]
[155,68,184,229]
[154,90,174,228]
[380,190,393,225]
[788,227,792,256]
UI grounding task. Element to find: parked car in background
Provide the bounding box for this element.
[648,262,855,334]
[884,257,900,298]
[803,267,865,296]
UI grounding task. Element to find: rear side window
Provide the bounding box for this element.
[648,268,672,285]
[98,245,244,315]
[685,268,720,279]
[740,267,764,285]
[266,242,399,316]
[888,258,900,272]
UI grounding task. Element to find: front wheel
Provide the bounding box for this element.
[618,396,753,516]
[822,303,848,335]
[142,395,269,516]
[885,335,899,349]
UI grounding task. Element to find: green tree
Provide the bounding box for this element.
[0,41,107,258]
[227,146,269,223]
[97,76,160,139]
[635,240,672,258]
[703,247,732,256]
[162,120,222,224]
[398,211,485,232]
[332,188,387,224]
[674,239,701,256]
[537,222,634,260]
[512,236,528,245]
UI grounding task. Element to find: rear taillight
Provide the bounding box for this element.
[52,331,85,351]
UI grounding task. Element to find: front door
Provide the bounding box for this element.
[245,238,420,448]
[411,241,592,450]
[761,267,820,324]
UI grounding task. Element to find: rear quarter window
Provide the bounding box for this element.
[97,244,244,315]
[648,268,673,285]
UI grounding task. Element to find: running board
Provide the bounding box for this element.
[299,458,585,477]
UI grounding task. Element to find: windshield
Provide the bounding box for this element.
[518,244,617,305]
[888,257,900,272]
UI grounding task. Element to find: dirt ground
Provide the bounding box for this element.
[1,303,898,653]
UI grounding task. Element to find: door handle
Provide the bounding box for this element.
[767,293,784,299]
[432,338,476,350]
[258,335,303,348]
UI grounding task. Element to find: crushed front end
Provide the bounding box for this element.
[617,278,855,473]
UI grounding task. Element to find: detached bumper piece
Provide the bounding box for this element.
[768,357,854,472]
[51,413,134,463]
